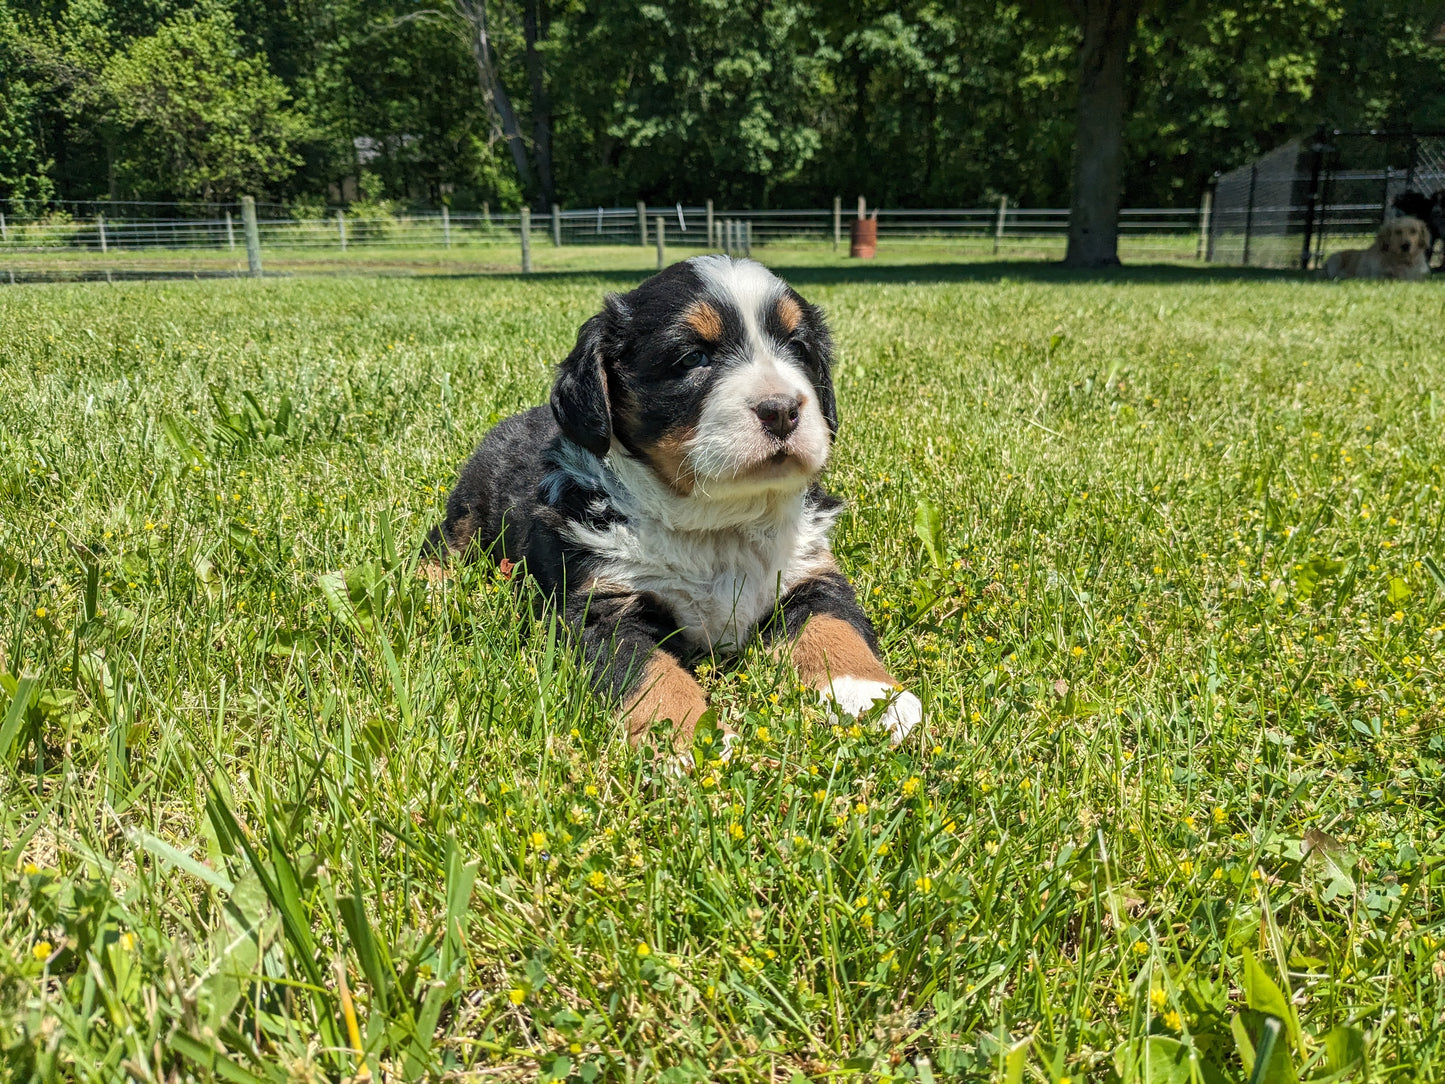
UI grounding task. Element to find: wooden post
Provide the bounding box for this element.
[551,203,562,246]
[241,196,262,276]
[857,195,866,220]
[993,196,1008,254]
[1,211,7,242]
[637,201,647,246]
[833,196,841,251]
[722,219,730,255]
[655,215,665,269]
[337,209,346,251]
[225,211,235,251]
[744,220,752,257]
[706,199,714,249]
[97,214,107,254]
[441,205,451,248]
[520,207,532,273]
[1195,189,1212,261]
[482,200,491,224]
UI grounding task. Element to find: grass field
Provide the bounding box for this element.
[0,236,1209,281]
[1,260,1443,1082]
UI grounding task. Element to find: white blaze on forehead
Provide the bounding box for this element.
[688,255,787,351]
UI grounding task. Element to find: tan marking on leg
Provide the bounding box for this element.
[642,426,697,496]
[777,294,803,333]
[786,614,891,686]
[683,301,723,342]
[621,652,710,750]
[418,558,452,583]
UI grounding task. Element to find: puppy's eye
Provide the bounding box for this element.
[679,350,711,370]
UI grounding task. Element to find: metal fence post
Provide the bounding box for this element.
[225,211,235,251]
[744,220,751,257]
[637,201,647,246]
[993,196,1008,254]
[706,199,714,249]
[442,205,451,248]
[337,209,346,251]
[655,216,665,269]
[833,196,841,251]
[1242,164,1258,267]
[520,207,532,273]
[1196,189,1212,261]
[552,203,562,246]
[97,214,107,254]
[1299,126,1326,270]
[241,196,262,276]
[1,211,8,242]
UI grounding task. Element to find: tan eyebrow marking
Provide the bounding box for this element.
[777,295,803,333]
[683,301,723,341]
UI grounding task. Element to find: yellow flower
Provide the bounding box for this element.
[756,726,771,743]
[915,876,933,893]
[584,784,598,797]
[635,943,651,957]
[529,831,547,850]
[144,521,155,531]
[901,776,921,797]
[1178,860,1195,877]
[728,823,745,840]
[814,789,828,802]
[876,842,891,856]
[586,870,607,890]
[1071,645,1084,657]
[34,607,47,618]
[508,988,526,1004]
[1133,940,1149,956]
[23,863,39,876]
[32,942,52,961]
[1150,987,1167,1010]
[1163,1010,1182,1031]
[569,1042,582,1055]
[1212,806,1226,825]
[119,932,137,952]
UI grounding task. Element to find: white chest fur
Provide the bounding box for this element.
[556,451,837,652]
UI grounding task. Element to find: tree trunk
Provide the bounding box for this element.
[1063,0,1141,268]
[524,0,556,209]
[457,0,534,197]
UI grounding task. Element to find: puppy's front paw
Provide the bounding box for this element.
[819,677,922,745]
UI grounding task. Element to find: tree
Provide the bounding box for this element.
[103,4,305,201]
[1061,0,1145,268]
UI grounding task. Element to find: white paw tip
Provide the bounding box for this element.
[819,677,923,744]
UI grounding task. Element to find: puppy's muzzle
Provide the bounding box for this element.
[754,395,802,440]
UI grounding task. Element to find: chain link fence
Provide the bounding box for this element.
[1208,130,1445,270]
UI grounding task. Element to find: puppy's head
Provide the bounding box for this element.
[1380,216,1429,257]
[550,256,837,499]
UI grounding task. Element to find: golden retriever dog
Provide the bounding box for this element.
[1326,217,1432,280]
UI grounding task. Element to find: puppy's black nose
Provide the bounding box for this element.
[754,396,801,440]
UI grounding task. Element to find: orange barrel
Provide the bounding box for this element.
[849,218,877,258]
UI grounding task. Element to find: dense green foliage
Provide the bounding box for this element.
[2,0,1443,211]
[2,262,1443,1079]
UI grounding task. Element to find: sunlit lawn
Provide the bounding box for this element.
[1,263,1442,1081]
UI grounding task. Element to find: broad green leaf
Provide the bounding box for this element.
[914,499,945,570]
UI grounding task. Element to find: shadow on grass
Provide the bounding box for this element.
[0,258,1315,288]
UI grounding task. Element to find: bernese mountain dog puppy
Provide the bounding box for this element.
[424,255,921,754]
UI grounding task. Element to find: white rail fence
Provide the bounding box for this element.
[0,203,1210,260]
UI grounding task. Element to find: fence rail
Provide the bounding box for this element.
[0,202,1208,260]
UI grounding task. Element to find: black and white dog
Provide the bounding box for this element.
[424,256,921,752]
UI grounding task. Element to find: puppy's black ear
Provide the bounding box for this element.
[551,306,618,457]
[802,305,839,437]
